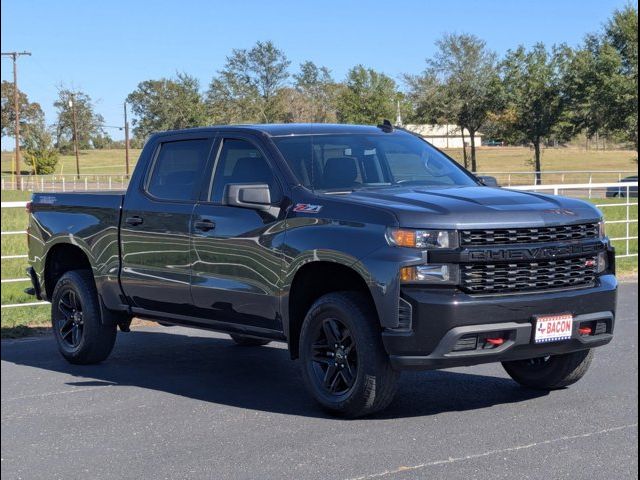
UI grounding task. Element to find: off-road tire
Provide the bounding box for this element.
[51,270,117,364]
[299,292,399,418]
[502,349,594,390]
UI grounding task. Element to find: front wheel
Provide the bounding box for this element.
[299,292,399,418]
[51,270,117,365]
[502,349,593,390]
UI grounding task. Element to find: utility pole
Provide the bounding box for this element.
[1,51,31,190]
[124,101,130,176]
[69,93,80,179]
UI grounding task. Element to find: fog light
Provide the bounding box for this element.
[400,264,459,284]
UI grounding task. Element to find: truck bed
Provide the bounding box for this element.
[28,191,125,305]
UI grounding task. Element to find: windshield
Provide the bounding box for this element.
[272,132,478,192]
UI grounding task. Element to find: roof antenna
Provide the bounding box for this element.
[377,119,394,132]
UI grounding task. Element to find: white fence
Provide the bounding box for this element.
[510,182,638,258]
[481,170,637,187]
[1,174,129,192]
[1,170,637,191]
[1,181,637,311]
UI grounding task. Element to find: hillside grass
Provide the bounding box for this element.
[2,146,637,180]
[1,149,142,176]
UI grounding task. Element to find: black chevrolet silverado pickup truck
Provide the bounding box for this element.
[26,123,617,417]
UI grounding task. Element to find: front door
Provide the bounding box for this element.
[190,136,287,331]
[120,135,215,314]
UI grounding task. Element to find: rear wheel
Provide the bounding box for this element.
[502,349,593,390]
[229,334,271,347]
[299,292,398,418]
[51,270,117,364]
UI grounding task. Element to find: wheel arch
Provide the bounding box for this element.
[43,243,93,300]
[284,259,379,359]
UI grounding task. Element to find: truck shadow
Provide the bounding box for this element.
[1,328,548,420]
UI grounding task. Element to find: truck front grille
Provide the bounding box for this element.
[460,223,599,247]
[461,256,597,294]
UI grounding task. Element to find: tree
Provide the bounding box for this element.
[336,65,398,125]
[500,44,568,184]
[1,80,44,138]
[605,5,638,149]
[126,73,208,140]
[22,118,59,175]
[54,88,105,151]
[91,132,114,149]
[404,71,446,123]
[606,4,638,78]
[206,40,290,123]
[290,61,338,122]
[411,33,501,172]
[563,37,625,145]
[562,6,638,151]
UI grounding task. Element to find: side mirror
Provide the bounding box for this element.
[476,175,499,187]
[226,184,272,211]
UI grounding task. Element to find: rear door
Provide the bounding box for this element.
[120,134,215,314]
[190,135,287,331]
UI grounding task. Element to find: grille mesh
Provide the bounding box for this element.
[461,256,597,294]
[460,223,599,247]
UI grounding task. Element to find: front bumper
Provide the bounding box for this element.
[383,274,617,370]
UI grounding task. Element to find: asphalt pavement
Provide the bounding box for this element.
[2,282,637,480]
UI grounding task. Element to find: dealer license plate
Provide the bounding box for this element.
[534,314,574,343]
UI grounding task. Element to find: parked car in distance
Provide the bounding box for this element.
[26,123,617,418]
[482,139,504,147]
[606,176,638,198]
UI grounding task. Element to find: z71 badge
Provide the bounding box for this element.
[293,203,323,213]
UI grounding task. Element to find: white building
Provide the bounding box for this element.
[403,124,483,149]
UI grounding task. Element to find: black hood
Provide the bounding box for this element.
[339,186,602,229]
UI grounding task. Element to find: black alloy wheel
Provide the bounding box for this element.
[309,317,357,396]
[56,288,84,348]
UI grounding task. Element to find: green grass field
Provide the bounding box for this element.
[1,188,637,335]
[2,147,637,181]
[1,149,142,176]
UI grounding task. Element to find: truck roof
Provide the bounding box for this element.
[152,123,395,138]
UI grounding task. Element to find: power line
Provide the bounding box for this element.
[1,51,32,189]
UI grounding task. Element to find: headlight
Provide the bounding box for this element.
[387,228,458,249]
[400,264,460,284]
[598,220,606,239]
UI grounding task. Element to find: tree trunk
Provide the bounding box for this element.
[460,127,468,169]
[534,138,542,185]
[469,129,477,172]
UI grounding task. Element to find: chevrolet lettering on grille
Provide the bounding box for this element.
[463,242,605,262]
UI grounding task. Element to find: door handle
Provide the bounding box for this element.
[125,216,143,226]
[194,219,216,231]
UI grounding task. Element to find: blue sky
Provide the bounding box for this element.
[0,0,631,145]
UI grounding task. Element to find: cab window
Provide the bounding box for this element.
[146,139,211,201]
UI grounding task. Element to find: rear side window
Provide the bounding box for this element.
[146,139,211,201]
